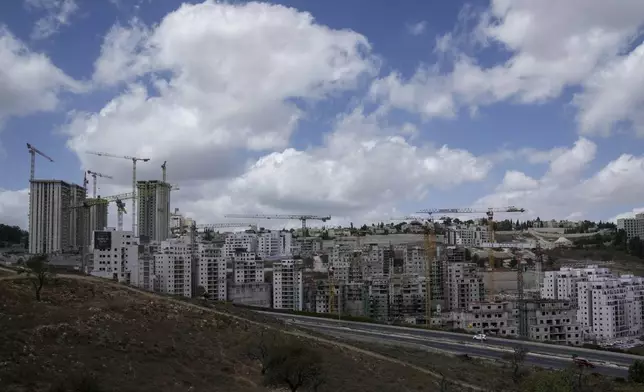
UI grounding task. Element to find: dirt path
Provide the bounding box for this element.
[2,272,483,391]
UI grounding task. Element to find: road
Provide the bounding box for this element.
[260,312,638,378]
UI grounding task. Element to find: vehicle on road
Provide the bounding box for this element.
[473,333,487,341]
[572,354,595,368]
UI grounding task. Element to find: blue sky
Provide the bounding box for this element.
[1,0,644,229]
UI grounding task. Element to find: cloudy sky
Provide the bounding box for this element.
[1,0,644,230]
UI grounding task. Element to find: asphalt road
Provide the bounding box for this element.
[260,312,637,378]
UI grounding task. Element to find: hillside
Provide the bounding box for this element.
[0,275,449,392]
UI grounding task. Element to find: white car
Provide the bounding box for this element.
[473,333,487,341]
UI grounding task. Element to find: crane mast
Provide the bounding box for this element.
[87,170,113,198]
[87,151,150,235]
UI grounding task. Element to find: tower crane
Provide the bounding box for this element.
[86,170,113,198]
[73,192,133,231]
[417,206,525,301]
[224,214,331,236]
[26,143,54,182]
[86,151,150,235]
[161,161,167,182]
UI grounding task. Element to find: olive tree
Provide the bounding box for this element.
[17,254,54,301]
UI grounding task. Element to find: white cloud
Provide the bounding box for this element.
[406,21,427,36]
[476,137,644,221]
[610,207,644,223]
[0,189,29,228]
[68,0,376,183]
[0,28,81,123]
[371,0,644,135]
[25,0,79,40]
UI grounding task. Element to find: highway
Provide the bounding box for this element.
[260,312,639,378]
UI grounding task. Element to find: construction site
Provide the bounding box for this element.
[21,142,644,347]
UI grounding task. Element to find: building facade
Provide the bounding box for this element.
[137,180,171,241]
[273,259,304,311]
[29,180,86,254]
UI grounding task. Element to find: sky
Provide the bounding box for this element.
[1,0,644,230]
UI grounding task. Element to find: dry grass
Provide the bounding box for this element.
[0,277,455,392]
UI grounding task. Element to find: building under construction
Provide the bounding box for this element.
[85,198,108,249]
[28,180,86,254]
[137,180,171,241]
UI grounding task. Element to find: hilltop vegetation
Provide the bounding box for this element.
[0,224,27,248]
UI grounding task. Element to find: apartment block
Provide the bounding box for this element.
[29,180,86,254]
[137,180,171,241]
[224,232,258,257]
[389,274,425,320]
[90,229,139,283]
[290,237,322,257]
[197,243,227,301]
[445,225,489,247]
[232,251,264,284]
[367,275,390,321]
[257,231,292,258]
[86,200,108,249]
[273,259,304,311]
[617,213,644,240]
[541,266,612,302]
[445,262,485,311]
[154,238,192,297]
[526,300,582,345]
[450,302,517,336]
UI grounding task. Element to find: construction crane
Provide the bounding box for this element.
[26,143,54,182]
[86,170,113,198]
[171,222,257,235]
[417,206,525,301]
[73,192,134,231]
[224,214,331,236]
[161,161,167,182]
[86,151,150,235]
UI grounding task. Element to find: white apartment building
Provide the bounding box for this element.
[29,180,86,254]
[257,231,292,258]
[154,238,192,297]
[273,259,304,311]
[224,232,258,257]
[578,275,644,341]
[445,225,489,247]
[170,208,184,231]
[137,180,171,241]
[90,229,139,283]
[197,243,227,301]
[617,213,644,240]
[543,266,644,341]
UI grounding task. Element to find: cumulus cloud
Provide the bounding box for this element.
[476,137,644,220]
[66,1,376,184]
[0,28,81,123]
[371,0,644,136]
[406,21,427,36]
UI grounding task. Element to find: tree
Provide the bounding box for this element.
[504,345,529,383]
[17,255,54,301]
[247,330,280,375]
[195,285,209,299]
[629,359,644,383]
[263,340,325,392]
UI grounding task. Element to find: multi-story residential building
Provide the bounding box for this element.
[170,208,184,231]
[526,300,582,345]
[445,225,489,247]
[389,274,425,320]
[137,180,171,241]
[543,266,644,342]
[445,261,484,311]
[90,229,139,283]
[29,180,86,254]
[367,275,390,321]
[154,238,192,297]
[232,250,264,284]
[290,237,322,257]
[450,302,517,336]
[617,213,644,240]
[257,231,292,258]
[224,232,258,257]
[197,243,227,301]
[402,245,425,274]
[273,259,304,311]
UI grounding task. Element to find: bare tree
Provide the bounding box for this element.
[17,254,54,301]
[503,344,529,383]
[246,329,279,375]
[263,340,325,392]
